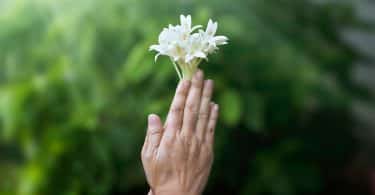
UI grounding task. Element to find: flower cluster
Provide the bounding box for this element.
[149,15,228,80]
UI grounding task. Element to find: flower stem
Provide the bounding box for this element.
[171,58,182,80]
[173,58,204,80]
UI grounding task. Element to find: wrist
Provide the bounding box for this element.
[152,188,200,195]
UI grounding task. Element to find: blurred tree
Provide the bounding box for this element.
[0,0,372,195]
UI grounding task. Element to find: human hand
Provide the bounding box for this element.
[141,70,219,195]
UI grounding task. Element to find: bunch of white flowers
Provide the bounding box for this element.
[150,15,228,80]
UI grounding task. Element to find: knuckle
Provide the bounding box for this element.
[194,140,203,154]
[141,152,149,162]
[181,138,191,148]
[177,89,188,97]
[195,135,204,145]
[180,133,192,143]
[186,103,197,113]
[203,91,212,99]
[165,123,178,132]
[149,128,162,135]
[198,112,209,119]
[142,151,152,161]
[171,106,183,115]
[210,115,218,122]
[186,115,198,125]
[193,137,202,146]
[162,134,175,145]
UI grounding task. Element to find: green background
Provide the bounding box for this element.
[0,0,373,194]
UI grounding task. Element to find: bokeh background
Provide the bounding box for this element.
[0,0,375,194]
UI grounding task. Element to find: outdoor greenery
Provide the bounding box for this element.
[0,0,371,194]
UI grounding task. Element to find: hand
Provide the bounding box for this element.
[141,70,219,195]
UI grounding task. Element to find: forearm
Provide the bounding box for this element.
[148,189,200,195]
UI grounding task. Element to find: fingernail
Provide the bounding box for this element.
[206,79,214,88]
[148,114,158,125]
[195,70,203,80]
[214,104,219,111]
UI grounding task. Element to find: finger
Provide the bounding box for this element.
[163,80,191,139]
[165,80,191,126]
[147,114,163,149]
[142,127,150,149]
[196,80,214,141]
[181,70,204,137]
[141,131,149,157]
[205,103,219,146]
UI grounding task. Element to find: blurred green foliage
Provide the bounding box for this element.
[0,0,369,194]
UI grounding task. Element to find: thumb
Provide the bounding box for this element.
[147,114,163,148]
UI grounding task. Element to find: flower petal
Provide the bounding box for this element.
[149,15,228,72]
[206,19,218,36]
[214,36,228,45]
[194,51,207,59]
[180,15,191,31]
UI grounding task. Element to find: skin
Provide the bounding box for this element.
[141,70,219,195]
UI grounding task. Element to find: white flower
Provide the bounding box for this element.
[203,19,228,54]
[149,14,228,80]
